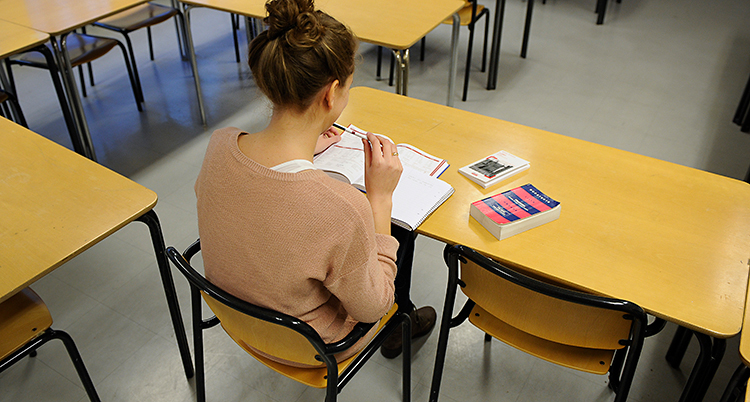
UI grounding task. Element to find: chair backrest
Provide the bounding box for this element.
[166,242,335,367]
[451,245,643,351]
[0,288,53,361]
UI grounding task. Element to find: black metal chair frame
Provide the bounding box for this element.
[429,244,648,402]
[8,32,143,112]
[93,1,188,106]
[733,68,750,133]
[166,240,412,402]
[0,327,100,401]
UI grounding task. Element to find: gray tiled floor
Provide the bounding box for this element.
[2,0,750,401]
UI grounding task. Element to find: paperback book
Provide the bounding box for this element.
[470,184,560,240]
[314,125,454,231]
[459,150,530,188]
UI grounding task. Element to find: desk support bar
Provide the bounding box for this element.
[136,210,195,379]
[182,5,208,127]
[447,13,460,107]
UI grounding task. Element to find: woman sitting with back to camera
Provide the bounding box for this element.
[194,0,435,363]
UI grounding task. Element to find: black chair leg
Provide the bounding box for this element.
[77,65,87,97]
[116,37,145,110]
[732,71,750,126]
[147,26,155,61]
[52,330,101,402]
[191,285,206,402]
[389,51,395,87]
[420,36,426,62]
[377,46,383,79]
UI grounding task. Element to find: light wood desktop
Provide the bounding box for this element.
[0,19,48,58]
[338,86,750,402]
[178,0,464,104]
[0,0,206,161]
[0,117,194,378]
[0,19,85,153]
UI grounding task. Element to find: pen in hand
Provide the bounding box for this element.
[332,122,368,141]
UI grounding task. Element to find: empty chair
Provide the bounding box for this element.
[166,240,412,402]
[94,2,186,103]
[9,33,143,111]
[0,288,100,401]
[429,244,647,402]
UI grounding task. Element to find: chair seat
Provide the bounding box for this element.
[14,33,119,68]
[469,303,614,374]
[228,303,399,388]
[0,288,53,361]
[443,3,486,25]
[97,3,179,32]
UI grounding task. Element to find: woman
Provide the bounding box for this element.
[195,0,434,364]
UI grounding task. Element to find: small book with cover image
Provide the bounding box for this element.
[470,184,561,241]
[458,150,530,188]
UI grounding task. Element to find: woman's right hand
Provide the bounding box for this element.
[362,132,402,235]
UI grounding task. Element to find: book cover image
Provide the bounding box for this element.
[470,184,561,240]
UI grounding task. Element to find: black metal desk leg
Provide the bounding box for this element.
[520,0,533,58]
[136,210,194,379]
[667,325,692,368]
[486,0,505,90]
[675,331,726,402]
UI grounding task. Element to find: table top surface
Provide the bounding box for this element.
[180,0,464,49]
[0,118,157,303]
[0,0,146,35]
[339,87,750,338]
[0,19,49,59]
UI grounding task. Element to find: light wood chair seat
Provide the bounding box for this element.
[0,288,100,401]
[0,289,53,361]
[469,304,615,374]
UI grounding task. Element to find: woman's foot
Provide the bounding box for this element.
[380,306,437,358]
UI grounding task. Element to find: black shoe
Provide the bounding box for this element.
[380,306,437,359]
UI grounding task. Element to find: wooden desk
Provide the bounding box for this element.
[0,0,206,161]
[339,86,750,401]
[0,19,84,152]
[0,19,48,58]
[0,117,194,378]
[179,0,464,105]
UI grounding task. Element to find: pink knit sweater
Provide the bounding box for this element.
[195,127,399,362]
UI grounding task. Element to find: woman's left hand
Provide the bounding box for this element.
[314,126,343,154]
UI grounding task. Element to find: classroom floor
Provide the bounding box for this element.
[2,0,750,401]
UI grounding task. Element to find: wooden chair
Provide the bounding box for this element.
[0,288,100,401]
[428,244,647,402]
[9,33,143,111]
[166,240,412,402]
[93,2,186,104]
